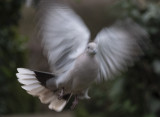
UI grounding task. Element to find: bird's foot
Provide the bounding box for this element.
[70,95,78,110]
[58,88,64,100]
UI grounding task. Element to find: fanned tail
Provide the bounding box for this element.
[16,68,71,112]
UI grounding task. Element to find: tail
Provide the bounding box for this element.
[16,68,71,112]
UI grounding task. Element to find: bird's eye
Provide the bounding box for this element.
[87,46,90,49]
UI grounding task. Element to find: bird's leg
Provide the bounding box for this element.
[70,95,79,110]
[58,87,64,100]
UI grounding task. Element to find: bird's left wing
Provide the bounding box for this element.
[94,19,148,81]
[38,1,90,75]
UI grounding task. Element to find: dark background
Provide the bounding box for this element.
[0,0,160,117]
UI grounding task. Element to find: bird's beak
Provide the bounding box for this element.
[93,49,97,54]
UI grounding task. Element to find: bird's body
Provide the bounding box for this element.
[16,0,148,112]
[46,43,99,98]
[64,49,99,94]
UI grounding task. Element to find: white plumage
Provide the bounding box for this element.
[17,68,70,112]
[16,0,148,112]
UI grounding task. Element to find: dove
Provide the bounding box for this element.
[16,0,148,112]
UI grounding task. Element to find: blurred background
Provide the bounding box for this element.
[0,0,160,117]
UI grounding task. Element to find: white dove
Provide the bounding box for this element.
[16,1,148,112]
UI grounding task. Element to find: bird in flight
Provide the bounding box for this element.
[16,0,148,112]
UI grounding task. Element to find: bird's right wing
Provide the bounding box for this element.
[94,19,148,81]
[38,1,90,75]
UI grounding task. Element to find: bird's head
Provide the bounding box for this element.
[86,42,97,55]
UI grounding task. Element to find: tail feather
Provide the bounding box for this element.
[16,68,71,112]
[17,68,35,74]
[16,74,36,79]
[27,86,45,96]
[21,83,42,91]
[18,79,39,85]
[33,70,55,86]
[49,99,67,111]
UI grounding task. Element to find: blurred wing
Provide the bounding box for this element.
[95,19,148,81]
[38,1,90,75]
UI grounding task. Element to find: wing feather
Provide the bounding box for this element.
[95,19,148,81]
[38,1,90,75]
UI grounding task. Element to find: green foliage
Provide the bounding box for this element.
[75,0,160,117]
[0,0,37,114]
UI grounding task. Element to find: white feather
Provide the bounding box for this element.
[95,19,148,81]
[18,79,39,85]
[38,89,51,96]
[43,95,57,104]
[28,86,45,96]
[21,84,41,91]
[40,93,55,104]
[17,68,35,74]
[49,99,67,112]
[16,73,36,80]
[16,67,70,112]
[39,2,90,78]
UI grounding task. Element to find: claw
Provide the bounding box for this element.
[70,95,78,110]
[58,88,64,100]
